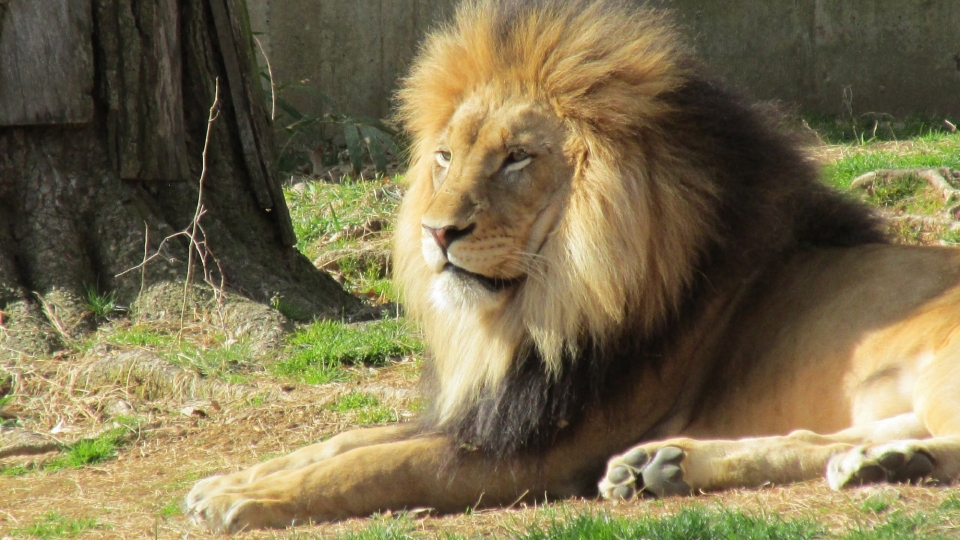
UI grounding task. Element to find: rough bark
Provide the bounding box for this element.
[0,0,360,357]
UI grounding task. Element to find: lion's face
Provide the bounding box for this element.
[419,95,575,310]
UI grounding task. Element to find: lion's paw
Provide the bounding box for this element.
[599,445,692,500]
[186,482,295,532]
[187,490,252,533]
[185,476,265,532]
[184,470,258,511]
[827,441,935,490]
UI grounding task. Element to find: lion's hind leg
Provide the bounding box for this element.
[829,341,960,490]
[600,413,932,500]
[825,438,960,489]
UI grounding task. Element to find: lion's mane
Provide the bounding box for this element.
[394,0,885,456]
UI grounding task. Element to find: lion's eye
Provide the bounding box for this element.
[436,151,452,168]
[503,149,532,173]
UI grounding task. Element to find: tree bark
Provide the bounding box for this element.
[0,0,360,357]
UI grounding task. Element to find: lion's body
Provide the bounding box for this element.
[187,0,960,531]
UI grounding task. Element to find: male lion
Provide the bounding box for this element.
[187,0,960,531]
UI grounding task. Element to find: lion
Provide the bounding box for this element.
[186,0,960,531]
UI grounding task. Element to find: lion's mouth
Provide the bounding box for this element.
[444,264,524,292]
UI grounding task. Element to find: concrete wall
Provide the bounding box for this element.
[662,0,960,118]
[248,0,960,125]
[248,0,457,126]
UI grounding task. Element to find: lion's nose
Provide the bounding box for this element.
[422,223,475,254]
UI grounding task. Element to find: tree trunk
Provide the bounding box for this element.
[0,0,360,357]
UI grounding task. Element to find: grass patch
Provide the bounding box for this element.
[273,317,422,384]
[97,322,256,382]
[85,285,121,320]
[859,492,896,514]
[10,512,104,538]
[40,428,130,472]
[940,493,960,511]
[1,463,31,476]
[161,341,252,382]
[284,177,402,302]
[327,391,397,425]
[518,508,822,540]
[105,325,174,348]
[862,174,943,215]
[814,131,960,246]
[328,391,381,412]
[820,134,960,190]
[285,178,400,257]
[844,510,949,540]
[158,499,182,518]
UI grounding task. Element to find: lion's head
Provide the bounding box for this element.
[394,0,882,452]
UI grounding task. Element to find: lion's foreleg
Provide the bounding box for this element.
[600,413,932,499]
[599,435,851,499]
[187,435,541,532]
[186,424,417,513]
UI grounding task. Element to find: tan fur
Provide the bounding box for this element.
[186,1,960,532]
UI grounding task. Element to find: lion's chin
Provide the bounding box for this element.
[428,264,522,313]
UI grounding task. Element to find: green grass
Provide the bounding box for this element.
[1,463,30,476]
[105,325,174,348]
[859,491,897,514]
[158,499,182,518]
[284,177,402,301]
[43,429,125,471]
[333,520,416,540]
[273,317,422,384]
[162,341,252,382]
[815,131,960,246]
[84,285,121,320]
[328,391,381,412]
[940,494,960,511]
[517,508,823,540]
[285,178,400,257]
[9,512,104,538]
[844,510,953,540]
[822,139,960,190]
[292,504,960,540]
[101,323,253,381]
[327,391,397,425]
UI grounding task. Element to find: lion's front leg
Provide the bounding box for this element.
[186,434,538,532]
[599,433,854,500]
[185,424,416,519]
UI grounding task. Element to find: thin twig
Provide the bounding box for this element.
[180,78,222,338]
[253,35,276,121]
[137,222,149,325]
